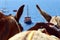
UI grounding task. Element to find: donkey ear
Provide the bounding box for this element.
[14,5,25,22]
[36,5,52,22]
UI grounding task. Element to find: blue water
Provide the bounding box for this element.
[0,0,60,31]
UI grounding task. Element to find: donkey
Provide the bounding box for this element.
[36,5,60,28]
[28,5,60,38]
[28,22,60,38]
[0,5,24,40]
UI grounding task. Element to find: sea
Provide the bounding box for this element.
[0,0,60,31]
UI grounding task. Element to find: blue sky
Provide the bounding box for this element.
[0,0,60,30]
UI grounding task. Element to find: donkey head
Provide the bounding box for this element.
[0,5,25,40]
[36,5,60,28]
[28,5,60,38]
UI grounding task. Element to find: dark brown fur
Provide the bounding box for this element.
[0,5,24,40]
[28,23,60,38]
